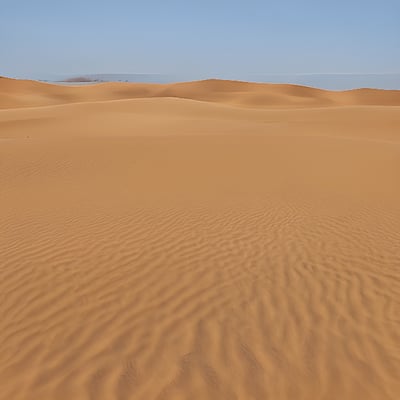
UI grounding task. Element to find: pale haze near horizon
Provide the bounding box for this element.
[1,0,399,89]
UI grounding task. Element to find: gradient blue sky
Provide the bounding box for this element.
[1,0,399,80]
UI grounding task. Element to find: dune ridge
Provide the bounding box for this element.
[1,76,400,109]
[1,76,400,400]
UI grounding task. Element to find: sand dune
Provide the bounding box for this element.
[2,76,400,109]
[1,78,400,400]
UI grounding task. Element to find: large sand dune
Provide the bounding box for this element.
[1,78,400,399]
[2,76,400,109]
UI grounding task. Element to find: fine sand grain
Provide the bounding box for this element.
[1,78,400,399]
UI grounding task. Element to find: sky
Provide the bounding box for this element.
[1,0,400,87]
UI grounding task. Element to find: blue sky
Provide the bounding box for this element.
[1,0,399,83]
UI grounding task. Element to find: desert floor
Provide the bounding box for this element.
[1,77,400,399]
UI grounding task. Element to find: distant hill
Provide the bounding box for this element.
[60,76,102,83]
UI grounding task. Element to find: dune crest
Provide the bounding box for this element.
[1,76,400,109]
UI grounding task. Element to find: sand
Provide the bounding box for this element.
[1,77,400,400]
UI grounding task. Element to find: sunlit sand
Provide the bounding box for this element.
[1,77,400,400]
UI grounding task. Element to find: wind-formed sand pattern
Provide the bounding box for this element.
[1,78,400,399]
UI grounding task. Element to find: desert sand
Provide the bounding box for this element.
[1,77,400,400]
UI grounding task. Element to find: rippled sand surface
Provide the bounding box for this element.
[1,78,400,399]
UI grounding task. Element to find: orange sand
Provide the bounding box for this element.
[1,77,400,400]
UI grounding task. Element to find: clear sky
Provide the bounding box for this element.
[1,0,399,81]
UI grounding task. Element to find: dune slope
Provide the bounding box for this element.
[1,78,400,400]
[1,76,400,109]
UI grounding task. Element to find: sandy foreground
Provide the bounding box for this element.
[1,77,400,400]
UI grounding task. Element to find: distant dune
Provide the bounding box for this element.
[1,76,400,400]
[1,76,400,109]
